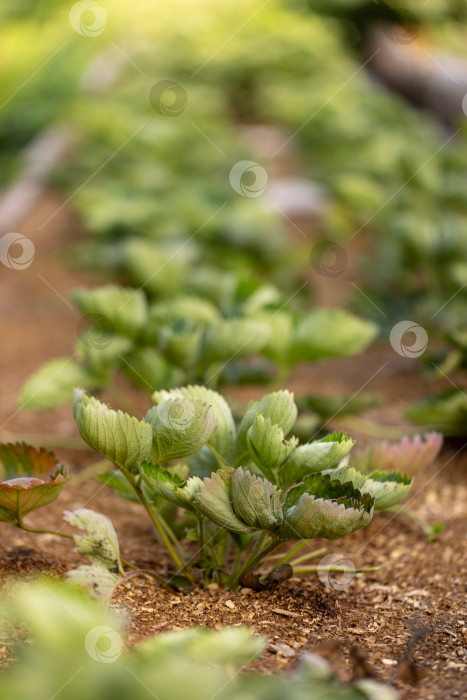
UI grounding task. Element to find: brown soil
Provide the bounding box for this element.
[0,195,466,699]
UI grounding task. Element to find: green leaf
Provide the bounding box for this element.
[158,326,204,371]
[148,296,220,331]
[279,431,355,487]
[194,468,252,534]
[405,389,467,436]
[76,334,133,371]
[63,508,122,572]
[247,413,297,482]
[136,626,264,667]
[202,318,271,365]
[66,565,120,604]
[73,389,153,470]
[153,385,237,467]
[140,461,201,510]
[231,468,282,532]
[120,348,184,391]
[251,311,293,364]
[145,397,216,463]
[280,473,374,540]
[73,285,148,339]
[123,238,188,298]
[19,358,105,410]
[298,392,381,419]
[0,444,68,523]
[325,466,413,510]
[237,390,298,456]
[291,309,378,364]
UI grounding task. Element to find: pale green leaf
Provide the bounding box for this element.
[279,431,355,487]
[145,397,216,463]
[237,390,297,457]
[280,473,374,540]
[291,309,378,363]
[73,285,148,339]
[73,389,153,470]
[247,413,297,481]
[66,565,120,604]
[153,386,236,464]
[202,318,271,365]
[139,461,201,510]
[20,359,104,410]
[231,468,281,532]
[194,468,252,534]
[63,508,122,572]
[324,466,413,510]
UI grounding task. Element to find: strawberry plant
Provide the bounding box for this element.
[55,385,414,593]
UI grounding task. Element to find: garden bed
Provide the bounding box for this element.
[0,196,466,699]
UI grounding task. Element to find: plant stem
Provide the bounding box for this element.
[386,504,442,541]
[289,547,327,568]
[18,524,73,539]
[229,534,279,590]
[120,466,193,581]
[120,558,139,570]
[208,445,227,469]
[294,565,379,575]
[264,540,309,570]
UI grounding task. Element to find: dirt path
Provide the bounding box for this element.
[0,195,466,698]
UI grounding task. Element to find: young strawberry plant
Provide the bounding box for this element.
[57,385,413,594]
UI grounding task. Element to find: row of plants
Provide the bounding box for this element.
[3,1,467,437]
